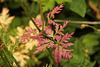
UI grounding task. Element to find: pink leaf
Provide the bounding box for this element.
[33,44,48,54]
[47,4,64,19]
[55,35,61,42]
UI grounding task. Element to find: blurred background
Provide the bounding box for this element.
[0,0,100,67]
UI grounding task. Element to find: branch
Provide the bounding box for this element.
[39,0,44,31]
[17,0,41,32]
[54,19,100,24]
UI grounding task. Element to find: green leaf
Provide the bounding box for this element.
[70,54,85,64]
[81,34,99,54]
[82,34,99,47]
[10,17,22,28]
[55,0,72,4]
[83,59,96,67]
[33,0,72,12]
[42,0,55,12]
[37,51,48,59]
[8,1,20,9]
[15,0,27,2]
[65,0,86,17]
[29,2,40,17]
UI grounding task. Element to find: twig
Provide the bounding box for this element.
[46,48,58,67]
[17,0,41,32]
[17,0,58,44]
[54,19,100,24]
[39,0,44,31]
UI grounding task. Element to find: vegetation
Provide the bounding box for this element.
[0,0,100,67]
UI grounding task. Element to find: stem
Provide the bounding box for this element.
[39,0,44,31]
[46,48,58,67]
[43,33,56,43]
[54,20,100,24]
[17,0,58,44]
[87,25,98,31]
[17,0,41,32]
[17,1,58,66]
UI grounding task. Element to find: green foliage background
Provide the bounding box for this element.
[0,0,100,67]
